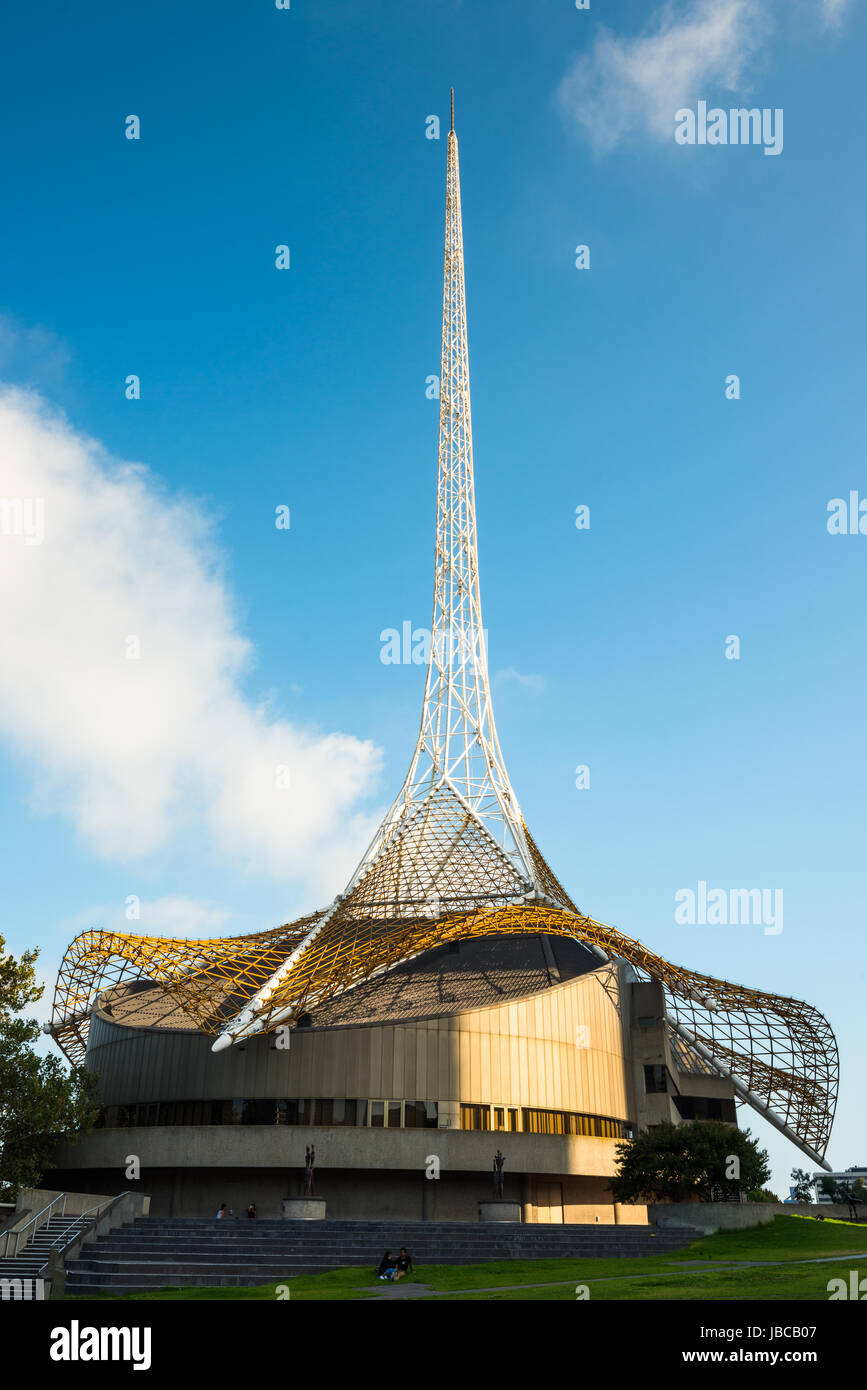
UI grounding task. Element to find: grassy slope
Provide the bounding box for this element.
[665,1214,867,1264]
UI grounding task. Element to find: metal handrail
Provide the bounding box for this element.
[46,1199,113,1251]
[38,1192,131,1277]
[0,1192,68,1260]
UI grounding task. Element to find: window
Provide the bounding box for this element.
[493,1107,505,1131]
[521,1107,631,1139]
[523,1108,565,1135]
[370,1101,385,1128]
[404,1101,438,1129]
[673,1095,736,1123]
[644,1064,668,1094]
[460,1104,491,1131]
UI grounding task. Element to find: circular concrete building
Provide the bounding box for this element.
[48,935,743,1221]
[50,938,650,1221]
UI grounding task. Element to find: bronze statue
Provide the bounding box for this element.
[304,1144,316,1197]
[492,1149,505,1200]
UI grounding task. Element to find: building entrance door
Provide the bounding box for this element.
[536,1181,564,1224]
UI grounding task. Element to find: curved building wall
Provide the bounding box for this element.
[83,962,630,1121]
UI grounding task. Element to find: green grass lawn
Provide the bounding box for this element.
[665,1214,867,1264]
[437,1261,863,1301]
[67,1216,867,1302]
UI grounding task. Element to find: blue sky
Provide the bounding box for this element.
[0,0,864,1192]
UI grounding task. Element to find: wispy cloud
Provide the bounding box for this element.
[820,0,852,28]
[0,383,382,889]
[60,895,234,940]
[493,667,546,694]
[557,0,768,154]
[0,313,71,393]
[557,1,855,154]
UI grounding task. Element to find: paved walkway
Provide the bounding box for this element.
[358,1250,867,1299]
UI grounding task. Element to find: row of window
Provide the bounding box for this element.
[461,1104,632,1139]
[94,1098,632,1137]
[95,1099,439,1129]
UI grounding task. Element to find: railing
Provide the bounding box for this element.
[38,1193,131,1277]
[0,1193,68,1260]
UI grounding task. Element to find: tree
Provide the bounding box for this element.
[610,1121,771,1204]
[820,1175,867,1207]
[790,1168,816,1203]
[0,936,99,1201]
[850,1179,867,1206]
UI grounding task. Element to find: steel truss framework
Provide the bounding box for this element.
[49,98,838,1169]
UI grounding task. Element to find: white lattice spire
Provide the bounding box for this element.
[348,94,537,889]
[212,96,564,1051]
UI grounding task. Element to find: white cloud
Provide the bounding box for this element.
[557,0,770,153]
[493,667,546,694]
[557,0,856,153]
[0,314,71,392]
[820,0,851,27]
[0,385,382,888]
[58,895,233,940]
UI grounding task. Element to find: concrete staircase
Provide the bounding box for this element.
[64,1217,703,1295]
[0,1214,93,1291]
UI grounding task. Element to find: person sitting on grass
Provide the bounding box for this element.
[377,1250,397,1281]
[393,1248,413,1281]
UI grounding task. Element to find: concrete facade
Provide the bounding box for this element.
[47,947,736,1222]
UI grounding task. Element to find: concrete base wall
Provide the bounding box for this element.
[43,1163,643,1225]
[648,1201,866,1233]
[46,1123,637,1223]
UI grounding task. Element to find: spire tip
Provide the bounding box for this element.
[450,88,454,132]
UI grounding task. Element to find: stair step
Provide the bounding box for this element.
[59,1216,702,1293]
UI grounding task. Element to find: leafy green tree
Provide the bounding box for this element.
[0,936,98,1201]
[821,1176,867,1208]
[610,1121,771,1204]
[790,1168,816,1202]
